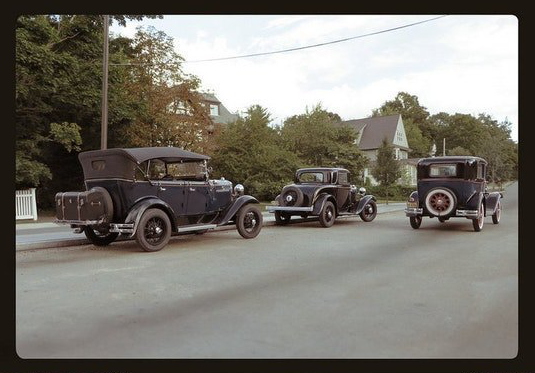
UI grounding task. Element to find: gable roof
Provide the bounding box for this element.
[201,93,239,125]
[340,114,410,151]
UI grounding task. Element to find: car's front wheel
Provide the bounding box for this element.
[409,216,422,229]
[274,211,291,225]
[319,201,336,228]
[236,204,263,239]
[359,200,377,222]
[135,208,172,252]
[84,226,119,246]
[472,203,485,232]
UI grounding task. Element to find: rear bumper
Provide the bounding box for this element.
[54,219,103,226]
[455,209,479,218]
[404,207,423,216]
[266,206,314,213]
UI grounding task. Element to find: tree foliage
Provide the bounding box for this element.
[372,138,402,186]
[209,106,301,200]
[281,105,368,179]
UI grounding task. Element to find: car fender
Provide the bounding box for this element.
[312,193,337,215]
[408,190,419,205]
[485,191,503,215]
[125,197,178,234]
[355,195,377,215]
[218,195,259,226]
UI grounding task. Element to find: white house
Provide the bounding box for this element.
[338,114,418,186]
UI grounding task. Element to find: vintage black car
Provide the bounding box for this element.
[54,147,263,251]
[266,167,377,227]
[404,156,502,232]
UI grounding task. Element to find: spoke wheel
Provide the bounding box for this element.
[136,208,171,252]
[84,227,119,246]
[319,201,336,228]
[472,203,485,232]
[359,200,377,222]
[425,188,457,217]
[492,201,501,224]
[237,204,263,239]
[410,216,422,229]
[274,211,291,225]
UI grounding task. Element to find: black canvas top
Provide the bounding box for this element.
[78,147,209,180]
[79,147,210,164]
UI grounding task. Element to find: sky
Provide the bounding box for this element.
[110,15,518,142]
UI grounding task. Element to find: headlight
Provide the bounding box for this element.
[358,187,366,195]
[234,184,244,196]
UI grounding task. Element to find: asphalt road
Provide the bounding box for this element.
[16,184,517,358]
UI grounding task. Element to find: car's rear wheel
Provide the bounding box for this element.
[84,226,119,246]
[472,203,485,232]
[492,201,501,224]
[237,204,263,239]
[319,201,336,228]
[274,211,291,225]
[136,208,172,252]
[410,216,422,229]
[359,200,377,222]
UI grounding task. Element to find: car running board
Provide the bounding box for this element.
[177,224,217,233]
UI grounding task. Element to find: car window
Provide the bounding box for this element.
[167,161,206,181]
[477,163,485,180]
[148,159,166,180]
[338,172,349,185]
[299,172,324,183]
[429,164,457,177]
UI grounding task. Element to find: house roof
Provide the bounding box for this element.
[201,93,239,125]
[340,114,410,151]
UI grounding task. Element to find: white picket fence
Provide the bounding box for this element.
[15,188,38,220]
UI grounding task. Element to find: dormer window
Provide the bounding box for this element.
[210,104,219,116]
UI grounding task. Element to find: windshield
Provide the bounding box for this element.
[298,172,325,183]
[146,159,207,181]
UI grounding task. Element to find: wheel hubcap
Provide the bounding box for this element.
[145,217,165,244]
[244,212,258,231]
[430,193,450,212]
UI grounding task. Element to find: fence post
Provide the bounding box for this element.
[30,188,38,221]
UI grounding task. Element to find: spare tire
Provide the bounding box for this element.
[424,187,457,217]
[281,186,304,207]
[90,186,114,223]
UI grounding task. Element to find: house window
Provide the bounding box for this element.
[397,131,403,142]
[210,104,219,116]
[395,148,400,160]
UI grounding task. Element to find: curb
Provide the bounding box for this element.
[16,206,405,252]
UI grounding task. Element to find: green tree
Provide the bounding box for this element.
[209,105,301,200]
[281,104,368,179]
[448,146,471,156]
[372,138,402,202]
[16,15,160,206]
[121,27,213,153]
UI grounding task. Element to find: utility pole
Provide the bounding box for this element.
[100,15,110,150]
[443,138,446,156]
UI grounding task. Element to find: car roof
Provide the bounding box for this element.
[418,156,487,166]
[79,147,210,164]
[296,167,349,173]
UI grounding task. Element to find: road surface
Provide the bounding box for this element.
[16,186,517,358]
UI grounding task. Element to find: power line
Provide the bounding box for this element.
[185,15,448,63]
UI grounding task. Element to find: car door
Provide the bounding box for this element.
[147,159,187,217]
[335,171,351,210]
[185,181,211,215]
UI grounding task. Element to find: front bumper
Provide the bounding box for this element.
[266,206,314,213]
